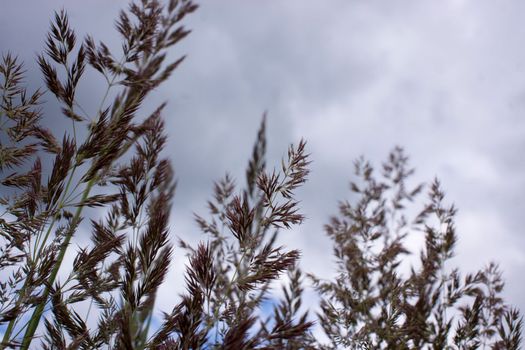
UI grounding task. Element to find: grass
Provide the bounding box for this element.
[0,0,522,349]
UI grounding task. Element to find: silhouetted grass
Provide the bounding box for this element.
[0,1,521,349]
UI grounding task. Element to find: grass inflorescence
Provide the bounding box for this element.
[0,1,522,349]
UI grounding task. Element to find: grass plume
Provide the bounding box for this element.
[0,1,522,349]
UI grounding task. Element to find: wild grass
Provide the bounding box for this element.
[0,0,522,349]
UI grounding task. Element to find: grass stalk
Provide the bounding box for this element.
[20,178,96,350]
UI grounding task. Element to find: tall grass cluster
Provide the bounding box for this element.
[0,0,522,349]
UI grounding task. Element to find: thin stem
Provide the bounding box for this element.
[11,305,53,341]
[1,165,80,349]
[19,80,140,348]
[0,291,23,348]
[20,177,96,350]
[33,163,78,262]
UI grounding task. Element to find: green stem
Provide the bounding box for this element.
[1,152,85,349]
[0,171,80,350]
[20,178,96,350]
[33,163,77,262]
[0,276,28,348]
[2,52,129,350]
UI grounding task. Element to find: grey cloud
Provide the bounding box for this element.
[2,0,525,321]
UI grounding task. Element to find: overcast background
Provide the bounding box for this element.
[2,0,525,333]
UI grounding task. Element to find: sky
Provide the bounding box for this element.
[2,0,525,337]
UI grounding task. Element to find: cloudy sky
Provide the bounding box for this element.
[2,0,525,333]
